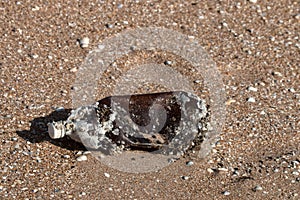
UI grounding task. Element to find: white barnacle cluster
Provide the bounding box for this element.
[65,106,103,149]
[156,92,208,156]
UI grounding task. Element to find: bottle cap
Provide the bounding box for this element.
[48,121,66,139]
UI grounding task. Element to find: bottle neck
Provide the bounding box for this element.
[48,121,67,139]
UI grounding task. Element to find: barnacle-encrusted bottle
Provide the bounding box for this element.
[48,91,208,156]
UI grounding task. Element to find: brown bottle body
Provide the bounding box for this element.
[94,91,208,155]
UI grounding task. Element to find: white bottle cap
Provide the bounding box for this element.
[48,121,66,139]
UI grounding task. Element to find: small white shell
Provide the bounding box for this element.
[76,155,87,162]
[79,37,90,48]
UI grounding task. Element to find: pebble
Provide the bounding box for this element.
[63,155,70,159]
[247,97,256,103]
[83,151,91,155]
[207,168,214,173]
[79,37,89,48]
[33,188,39,193]
[292,171,299,176]
[182,176,189,180]
[70,67,78,73]
[55,107,65,112]
[80,192,86,195]
[226,99,236,105]
[223,191,230,195]
[104,173,110,178]
[253,185,263,191]
[31,54,39,59]
[164,60,172,65]
[249,0,257,3]
[274,168,279,173]
[36,157,42,163]
[260,110,266,115]
[76,155,87,162]
[117,3,123,9]
[288,88,295,93]
[218,168,228,172]
[186,161,194,166]
[247,86,258,92]
[168,158,176,163]
[272,71,283,77]
[194,79,201,84]
[105,24,114,29]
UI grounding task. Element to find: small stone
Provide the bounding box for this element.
[164,60,172,65]
[292,171,299,176]
[104,172,110,178]
[247,86,258,92]
[14,143,20,149]
[272,71,283,77]
[80,192,86,195]
[223,191,230,195]
[33,188,39,193]
[247,97,256,103]
[76,155,87,162]
[105,24,114,29]
[63,155,70,159]
[32,54,39,59]
[186,161,194,166]
[55,107,65,112]
[226,99,236,105]
[274,168,279,173]
[194,79,201,84]
[249,0,257,3]
[270,36,275,42]
[222,22,228,27]
[70,67,78,73]
[218,168,228,172]
[181,176,189,180]
[36,157,42,163]
[12,137,18,141]
[288,88,295,93]
[260,110,266,115]
[2,167,8,173]
[79,37,89,48]
[253,185,263,191]
[117,3,123,9]
[32,6,40,11]
[207,168,214,173]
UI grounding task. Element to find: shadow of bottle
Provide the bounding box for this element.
[16,109,86,151]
